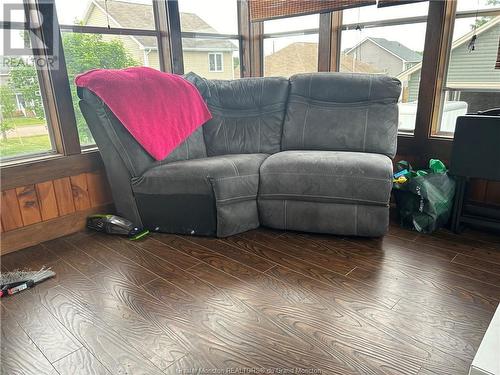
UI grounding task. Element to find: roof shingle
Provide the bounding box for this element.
[264,42,381,77]
[367,37,422,62]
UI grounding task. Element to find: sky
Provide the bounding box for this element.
[1,0,498,58]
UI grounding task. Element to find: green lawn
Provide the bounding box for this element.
[3,117,46,127]
[0,135,52,159]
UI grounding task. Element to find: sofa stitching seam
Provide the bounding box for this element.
[354,204,358,235]
[362,76,373,152]
[216,195,257,203]
[260,172,391,181]
[259,193,388,204]
[283,200,287,230]
[227,159,240,176]
[212,174,258,181]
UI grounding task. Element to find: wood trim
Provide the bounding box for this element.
[239,0,264,78]
[318,11,342,72]
[36,0,81,155]
[165,0,184,75]
[238,0,252,77]
[318,13,332,72]
[153,0,173,72]
[1,151,104,191]
[414,0,457,145]
[239,0,264,77]
[428,1,456,136]
[329,11,343,72]
[0,203,114,255]
[250,21,264,77]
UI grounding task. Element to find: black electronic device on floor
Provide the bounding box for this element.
[87,214,149,240]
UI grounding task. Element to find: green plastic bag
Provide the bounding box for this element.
[393,160,456,233]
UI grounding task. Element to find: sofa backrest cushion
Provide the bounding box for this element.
[281,73,401,158]
[78,87,207,177]
[200,77,290,156]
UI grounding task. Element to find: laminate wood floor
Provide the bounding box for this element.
[1,224,500,374]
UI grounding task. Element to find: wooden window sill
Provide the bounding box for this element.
[1,150,104,191]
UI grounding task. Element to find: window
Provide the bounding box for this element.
[0,12,55,161]
[55,0,160,146]
[208,52,223,72]
[263,14,319,77]
[179,0,240,79]
[341,2,429,134]
[433,1,500,136]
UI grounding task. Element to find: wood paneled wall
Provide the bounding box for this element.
[394,154,500,207]
[1,170,113,254]
[467,180,500,206]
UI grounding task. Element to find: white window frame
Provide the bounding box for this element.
[208,52,224,72]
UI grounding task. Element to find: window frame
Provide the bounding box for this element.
[208,52,224,72]
[2,0,498,173]
[57,0,171,148]
[432,6,500,137]
[0,0,181,171]
[1,0,244,174]
[250,1,500,161]
[1,0,85,163]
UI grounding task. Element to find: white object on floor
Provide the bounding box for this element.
[469,303,500,375]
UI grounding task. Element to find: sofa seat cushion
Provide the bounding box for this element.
[259,150,393,206]
[132,154,269,237]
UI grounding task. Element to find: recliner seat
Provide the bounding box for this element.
[78,72,401,238]
[258,151,393,236]
[132,153,268,237]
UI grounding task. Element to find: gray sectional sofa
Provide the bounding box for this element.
[78,72,401,237]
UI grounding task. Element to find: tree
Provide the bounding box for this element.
[62,33,138,143]
[473,0,500,29]
[0,85,17,140]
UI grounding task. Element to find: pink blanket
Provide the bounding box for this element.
[75,67,211,160]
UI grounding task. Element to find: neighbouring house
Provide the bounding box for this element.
[344,37,422,77]
[399,16,500,110]
[84,0,238,79]
[264,42,380,77]
[0,64,30,115]
[0,65,9,87]
[397,16,500,133]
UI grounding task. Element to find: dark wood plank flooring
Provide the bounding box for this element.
[1,224,500,374]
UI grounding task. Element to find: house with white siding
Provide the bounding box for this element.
[83,0,238,79]
[398,16,500,110]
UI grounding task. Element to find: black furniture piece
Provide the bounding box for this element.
[449,111,500,233]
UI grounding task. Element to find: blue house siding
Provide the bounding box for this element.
[407,20,500,102]
[408,71,421,102]
[446,22,500,86]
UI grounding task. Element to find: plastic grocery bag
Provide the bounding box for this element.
[393,160,456,233]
